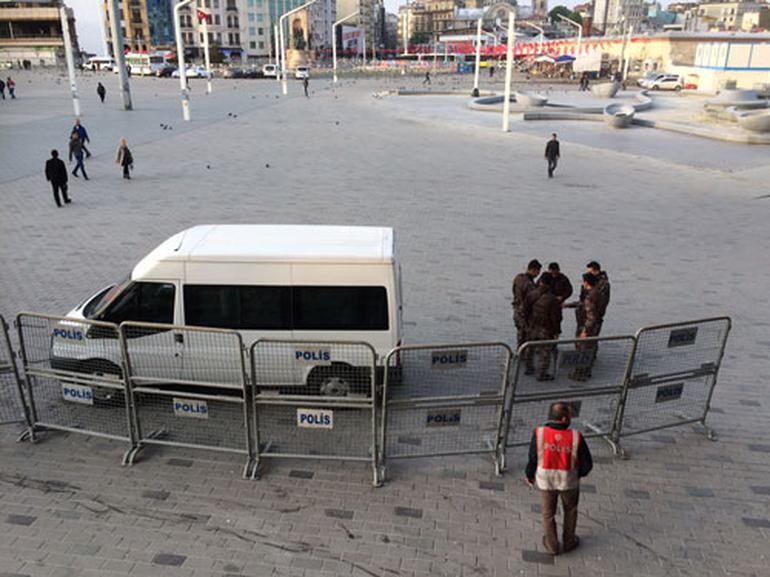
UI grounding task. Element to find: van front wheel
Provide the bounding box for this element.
[307,364,357,397]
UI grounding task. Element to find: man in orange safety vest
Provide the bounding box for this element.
[525,402,593,555]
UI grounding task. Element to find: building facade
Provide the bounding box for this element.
[102,0,151,53]
[592,0,645,34]
[697,1,767,31]
[0,1,79,66]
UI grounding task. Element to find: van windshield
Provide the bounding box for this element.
[84,276,131,319]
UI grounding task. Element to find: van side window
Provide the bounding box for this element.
[100,282,175,324]
[184,285,291,330]
[293,286,388,331]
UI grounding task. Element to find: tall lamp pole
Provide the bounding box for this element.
[199,8,213,94]
[107,0,133,110]
[59,2,80,116]
[556,13,582,55]
[279,0,318,95]
[333,10,358,83]
[521,20,544,55]
[472,17,482,97]
[502,9,515,132]
[174,0,194,120]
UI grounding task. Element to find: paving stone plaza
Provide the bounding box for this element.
[0,70,769,576]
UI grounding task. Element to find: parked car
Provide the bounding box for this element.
[222,68,244,79]
[242,68,265,79]
[156,65,177,77]
[171,65,207,78]
[294,65,309,79]
[262,63,278,78]
[648,74,683,91]
[636,71,660,87]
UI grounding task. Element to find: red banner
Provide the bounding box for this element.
[196,8,211,23]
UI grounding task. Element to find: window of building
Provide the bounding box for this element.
[249,26,256,35]
[258,27,263,35]
[259,40,264,49]
[200,32,205,42]
[204,0,210,7]
[248,13,255,21]
[214,0,219,7]
[250,41,256,48]
[257,14,263,21]
[215,14,221,24]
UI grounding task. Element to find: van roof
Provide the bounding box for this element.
[133,225,394,277]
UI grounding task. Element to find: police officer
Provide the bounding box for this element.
[526,274,562,381]
[567,260,609,339]
[570,273,601,381]
[547,262,573,304]
[512,259,542,374]
[525,402,593,555]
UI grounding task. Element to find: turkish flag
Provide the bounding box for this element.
[196,8,211,23]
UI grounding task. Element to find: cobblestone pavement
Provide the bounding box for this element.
[0,70,769,577]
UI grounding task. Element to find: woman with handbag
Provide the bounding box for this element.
[115,137,133,180]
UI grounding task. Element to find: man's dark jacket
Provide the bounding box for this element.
[545,140,560,160]
[45,157,68,185]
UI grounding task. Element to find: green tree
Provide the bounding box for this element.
[410,32,430,45]
[208,43,224,64]
[548,6,582,26]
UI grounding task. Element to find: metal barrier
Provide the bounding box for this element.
[380,343,512,481]
[502,335,636,462]
[15,313,133,446]
[249,339,378,485]
[120,322,254,477]
[0,315,29,427]
[612,317,731,452]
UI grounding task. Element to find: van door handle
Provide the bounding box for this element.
[174,333,184,344]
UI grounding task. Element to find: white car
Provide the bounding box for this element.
[646,74,683,91]
[171,66,207,78]
[262,64,277,78]
[294,66,309,79]
[636,71,660,87]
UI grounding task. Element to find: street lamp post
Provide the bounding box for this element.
[107,0,132,110]
[279,0,317,95]
[333,10,358,83]
[174,0,194,120]
[274,23,281,82]
[200,11,212,94]
[502,9,515,132]
[59,2,80,116]
[556,13,582,55]
[472,17,482,97]
[521,20,544,55]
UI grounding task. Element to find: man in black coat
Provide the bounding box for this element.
[45,150,71,207]
[545,133,560,178]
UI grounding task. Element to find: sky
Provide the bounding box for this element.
[72,0,597,56]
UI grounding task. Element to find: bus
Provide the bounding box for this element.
[121,51,173,76]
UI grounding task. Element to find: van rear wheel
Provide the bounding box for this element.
[307,364,368,397]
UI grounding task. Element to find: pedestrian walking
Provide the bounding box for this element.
[489,64,495,79]
[526,274,562,381]
[6,77,15,99]
[97,82,106,103]
[545,133,560,178]
[0,78,5,100]
[72,118,92,158]
[547,262,573,304]
[512,259,542,374]
[303,75,309,98]
[423,71,431,86]
[68,131,89,180]
[115,137,133,180]
[45,150,71,207]
[526,402,593,555]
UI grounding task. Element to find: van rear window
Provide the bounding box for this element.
[183,285,388,331]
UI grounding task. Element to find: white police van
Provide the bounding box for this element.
[52,225,402,397]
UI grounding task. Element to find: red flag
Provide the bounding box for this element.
[196,8,211,23]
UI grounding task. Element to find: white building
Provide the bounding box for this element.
[592,0,646,34]
[238,0,272,60]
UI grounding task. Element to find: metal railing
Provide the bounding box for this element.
[611,317,731,453]
[379,343,512,482]
[249,339,379,484]
[0,315,29,427]
[502,335,636,464]
[120,322,254,477]
[16,312,133,446]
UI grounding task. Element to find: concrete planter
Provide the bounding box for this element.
[604,103,636,128]
[591,82,621,98]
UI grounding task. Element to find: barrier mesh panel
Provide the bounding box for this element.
[505,336,635,448]
[251,340,376,461]
[0,316,26,425]
[122,323,250,455]
[618,318,730,437]
[17,313,130,440]
[382,344,510,459]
